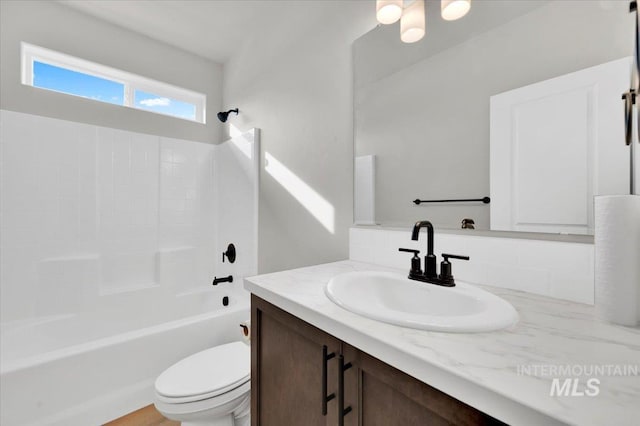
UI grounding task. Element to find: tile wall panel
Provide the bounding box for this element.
[0,110,257,323]
[350,227,594,304]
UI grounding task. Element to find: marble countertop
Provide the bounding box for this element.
[244,260,640,426]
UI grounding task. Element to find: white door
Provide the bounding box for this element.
[490,57,631,234]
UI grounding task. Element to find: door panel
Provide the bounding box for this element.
[490,57,631,234]
[344,343,504,426]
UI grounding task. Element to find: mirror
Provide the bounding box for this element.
[354,0,635,235]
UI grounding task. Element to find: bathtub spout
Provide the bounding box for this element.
[212,275,234,285]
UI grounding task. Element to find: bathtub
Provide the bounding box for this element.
[0,286,250,426]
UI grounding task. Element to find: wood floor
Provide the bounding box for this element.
[104,404,179,426]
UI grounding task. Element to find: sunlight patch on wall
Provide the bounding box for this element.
[229,123,243,138]
[265,152,335,234]
[227,125,253,160]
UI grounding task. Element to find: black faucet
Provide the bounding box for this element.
[399,220,469,287]
[411,220,437,279]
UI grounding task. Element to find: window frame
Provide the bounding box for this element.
[21,42,206,124]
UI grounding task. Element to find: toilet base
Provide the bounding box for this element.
[234,411,250,426]
[156,387,250,426]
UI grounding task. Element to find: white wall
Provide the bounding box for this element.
[222,1,374,273]
[0,0,223,143]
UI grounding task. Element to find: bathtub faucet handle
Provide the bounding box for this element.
[222,243,236,263]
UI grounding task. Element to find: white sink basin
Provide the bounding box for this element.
[325,271,518,333]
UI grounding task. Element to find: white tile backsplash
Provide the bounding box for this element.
[350,227,594,304]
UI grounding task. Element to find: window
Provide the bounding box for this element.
[21,42,206,123]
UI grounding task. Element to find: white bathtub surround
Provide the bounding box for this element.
[0,110,259,425]
[244,261,640,426]
[594,195,640,326]
[214,128,260,289]
[350,226,594,304]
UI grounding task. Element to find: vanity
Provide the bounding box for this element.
[244,1,640,424]
[250,294,502,426]
[244,260,640,426]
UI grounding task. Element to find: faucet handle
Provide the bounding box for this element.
[398,248,422,277]
[439,253,469,286]
[442,253,469,261]
[398,248,419,255]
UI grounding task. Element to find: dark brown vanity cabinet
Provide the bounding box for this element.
[251,295,504,426]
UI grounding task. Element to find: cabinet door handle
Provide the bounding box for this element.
[338,354,352,426]
[322,345,335,416]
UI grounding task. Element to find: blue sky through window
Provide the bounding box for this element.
[33,61,124,105]
[134,90,196,121]
[29,54,203,122]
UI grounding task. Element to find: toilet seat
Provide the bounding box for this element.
[155,341,250,404]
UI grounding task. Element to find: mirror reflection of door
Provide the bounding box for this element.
[490,57,631,235]
[353,0,634,235]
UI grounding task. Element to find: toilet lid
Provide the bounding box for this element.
[155,341,250,400]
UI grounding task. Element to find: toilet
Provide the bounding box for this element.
[154,341,250,426]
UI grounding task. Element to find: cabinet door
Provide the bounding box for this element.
[252,295,340,426]
[342,343,504,426]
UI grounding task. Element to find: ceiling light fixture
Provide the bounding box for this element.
[378,0,471,44]
[376,0,403,25]
[401,0,425,44]
[441,0,471,21]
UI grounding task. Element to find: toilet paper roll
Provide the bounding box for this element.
[240,320,251,344]
[594,195,640,326]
